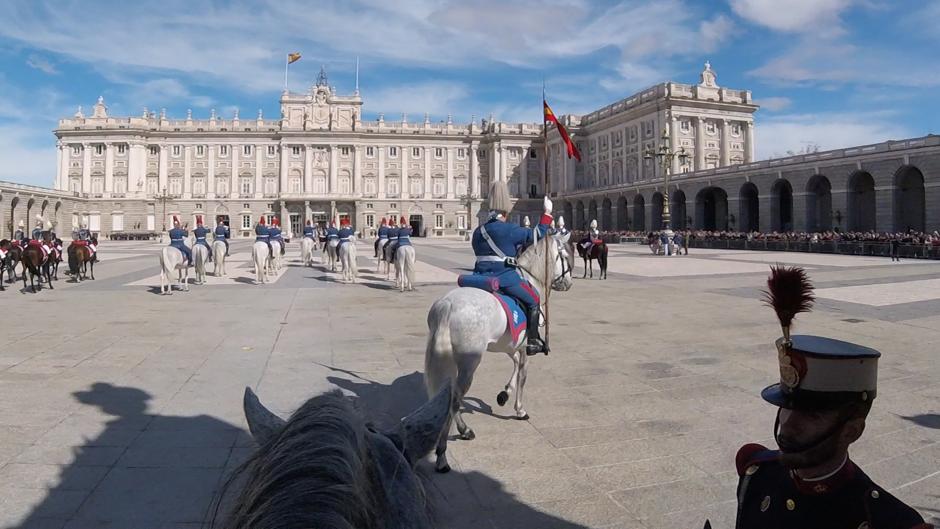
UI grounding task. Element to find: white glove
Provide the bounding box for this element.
[543,196,553,215]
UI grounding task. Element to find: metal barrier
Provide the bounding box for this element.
[687,239,940,260]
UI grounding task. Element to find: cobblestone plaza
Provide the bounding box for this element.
[0,239,936,528]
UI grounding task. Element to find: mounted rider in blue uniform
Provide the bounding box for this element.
[472,180,553,356]
[326,221,339,244]
[269,218,285,255]
[302,219,316,240]
[255,216,272,258]
[385,216,401,262]
[395,215,413,254]
[168,218,192,266]
[214,217,230,256]
[374,217,389,257]
[338,218,354,248]
[193,216,212,262]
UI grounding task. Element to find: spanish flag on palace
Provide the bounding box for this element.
[288,52,302,64]
[543,100,582,162]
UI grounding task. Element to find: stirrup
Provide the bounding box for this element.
[526,339,549,356]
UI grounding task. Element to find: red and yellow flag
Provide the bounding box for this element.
[543,100,581,162]
[287,52,302,64]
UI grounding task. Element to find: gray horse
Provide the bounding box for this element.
[215,380,452,529]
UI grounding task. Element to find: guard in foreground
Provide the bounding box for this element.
[734,266,932,528]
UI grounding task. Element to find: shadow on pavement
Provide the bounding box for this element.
[900,413,940,429]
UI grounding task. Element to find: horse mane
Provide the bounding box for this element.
[515,232,554,289]
[214,391,384,529]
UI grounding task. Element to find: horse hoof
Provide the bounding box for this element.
[459,429,475,441]
[513,414,530,421]
[435,464,451,474]
[497,391,509,407]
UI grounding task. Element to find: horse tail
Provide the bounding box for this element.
[425,298,457,399]
[600,244,609,270]
[405,246,416,288]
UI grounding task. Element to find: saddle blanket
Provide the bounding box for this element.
[456,275,527,343]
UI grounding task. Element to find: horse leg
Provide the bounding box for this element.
[582,256,588,278]
[514,353,530,420]
[497,350,522,408]
[89,259,95,280]
[589,257,594,279]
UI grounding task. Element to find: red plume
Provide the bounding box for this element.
[762,265,815,337]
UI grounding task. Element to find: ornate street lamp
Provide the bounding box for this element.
[155,186,173,242]
[643,129,689,235]
[459,192,474,240]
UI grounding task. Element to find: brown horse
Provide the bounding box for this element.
[575,238,609,279]
[0,239,10,291]
[4,241,22,284]
[21,242,52,292]
[68,240,95,281]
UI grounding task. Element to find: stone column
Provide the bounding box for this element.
[158,144,168,193]
[745,122,755,163]
[254,145,263,198]
[207,145,216,198]
[81,143,91,193]
[424,146,431,199]
[446,148,455,199]
[378,145,386,197]
[695,117,705,171]
[401,145,410,200]
[129,143,145,197]
[470,145,479,196]
[303,145,313,193]
[669,115,680,174]
[304,200,311,224]
[328,144,338,195]
[230,143,238,197]
[280,144,289,193]
[353,145,362,195]
[57,142,68,191]
[720,120,731,167]
[520,149,528,197]
[182,145,192,197]
[279,200,290,237]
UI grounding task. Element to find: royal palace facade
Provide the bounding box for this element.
[2,63,936,240]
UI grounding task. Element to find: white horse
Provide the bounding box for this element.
[269,240,283,272]
[325,238,340,272]
[338,239,358,283]
[251,241,271,284]
[212,240,227,277]
[192,243,209,285]
[158,239,192,295]
[300,236,317,267]
[375,238,390,273]
[396,244,416,292]
[424,230,573,472]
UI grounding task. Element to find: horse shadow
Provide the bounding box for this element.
[900,413,940,429]
[8,382,242,528]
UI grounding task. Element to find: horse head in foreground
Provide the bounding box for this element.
[216,380,452,529]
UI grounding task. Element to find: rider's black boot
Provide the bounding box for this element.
[525,306,549,356]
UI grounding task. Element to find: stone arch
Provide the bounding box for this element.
[672,190,688,230]
[739,182,760,232]
[771,179,794,232]
[695,187,729,230]
[617,196,628,230]
[847,171,875,232]
[894,165,925,232]
[575,201,585,230]
[651,192,664,230]
[601,197,612,230]
[805,174,832,232]
[633,194,646,231]
[588,199,598,227]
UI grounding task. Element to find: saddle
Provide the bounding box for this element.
[457,275,527,343]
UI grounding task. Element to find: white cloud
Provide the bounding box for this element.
[729,0,853,33]
[0,124,57,187]
[362,81,469,119]
[755,96,792,111]
[26,54,58,74]
[754,111,914,160]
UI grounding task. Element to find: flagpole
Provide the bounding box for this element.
[284,54,289,91]
[542,77,551,351]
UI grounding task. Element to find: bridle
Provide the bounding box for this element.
[514,235,571,292]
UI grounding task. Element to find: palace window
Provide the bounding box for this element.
[339,174,351,194]
[147,177,158,195]
[196,145,205,156]
[289,177,301,193]
[172,145,181,157]
[412,147,421,158]
[313,175,327,194]
[529,149,537,159]
[455,177,467,197]
[72,145,81,156]
[434,147,443,159]
[409,177,422,197]
[366,203,374,209]
[388,146,398,157]
[242,215,252,229]
[680,120,690,132]
[150,146,159,156]
[91,176,103,194]
[292,146,301,156]
[365,214,375,228]
[479,150,486,160]
[457,148,467,159]
[95,145,104,156]
[264,177,278,195]
[220,145,229,156]
[387,177,400,197]
[267,145,277,156]
[435,214,444,229]
[432,177,445,198]
[70,177,80,193]
[169,177,182,195]
[216,179,230,196]
[341,147,350,157]
[390,203,398,210]
[240,178,252,195]
[193,178,205,195]
[243,145,253,156]
[366,146,375,157]
[243,203,250,209]
[731,123,741,136]
[705,121,717,134]
[363,177,376,196]
[114,177,127,194]
[457,215,466,230]
[111,213,124,232]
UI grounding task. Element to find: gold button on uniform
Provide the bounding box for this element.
[871,490,880,499]
[760,495,771,512]
[786,499,796,511]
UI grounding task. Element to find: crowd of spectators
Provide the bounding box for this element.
[570,228,940,245]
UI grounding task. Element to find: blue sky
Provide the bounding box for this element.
[1,0,938,187]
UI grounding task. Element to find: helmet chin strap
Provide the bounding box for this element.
[773,408,848,466]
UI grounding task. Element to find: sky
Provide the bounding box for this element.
[0,0,938,187]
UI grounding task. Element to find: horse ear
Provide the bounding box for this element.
[399,380,452,466]
[243,387,286,445]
